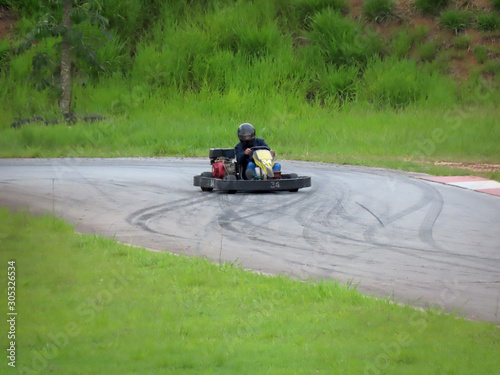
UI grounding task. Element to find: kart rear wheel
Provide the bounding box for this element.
[200,171,214,191]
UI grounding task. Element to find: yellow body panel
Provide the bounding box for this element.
[253,149,275,178]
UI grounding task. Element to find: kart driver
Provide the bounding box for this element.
[235,123,281,179]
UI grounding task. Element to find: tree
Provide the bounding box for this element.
[60,0,72,114]
[20,0,109,116]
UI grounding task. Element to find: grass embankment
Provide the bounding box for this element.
[1,92,499,179]
[1,208,499,374]
[1,0,499,179]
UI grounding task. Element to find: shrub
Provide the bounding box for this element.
[432,49,454,73]
[233,23,282,59]
[362,0,395,23]
[483,59,500,76]
[477,13,499,31]
[412,25,430,43]
[473,45,488,64]
[2,0,41,16]
[311,65,360,104]
[289,0,349,25]
[307,8,383,67]
[492,0,500,12]
[416,41,440,61]
[440,10,474,34]
[451,34,471,50]
[415,0,450,15]
[206,2,281,58]
[391,30,414,58]
[361,57,431,108]
[0,38,11,73]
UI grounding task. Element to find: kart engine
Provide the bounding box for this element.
[212,157,237,179]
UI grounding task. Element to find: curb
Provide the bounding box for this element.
[419,176,500,197]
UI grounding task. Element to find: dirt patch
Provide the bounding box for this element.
[349,0,364,19]
[352,0,499,81]
[434,161,500,173]
[0,7,16,40]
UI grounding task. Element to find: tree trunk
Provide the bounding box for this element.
[60,0,72,115]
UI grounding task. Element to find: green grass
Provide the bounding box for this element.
[390,29,415,58]
[477,13,499,31]
[1,82,499,167]
[416,40,440,61]
[362,0,395,23]
[440,10,475,34]
[473,45,489,64]
[493,0,500,12]
[415,0,450,15]
[452,34,471,50]
[1,208,499,374]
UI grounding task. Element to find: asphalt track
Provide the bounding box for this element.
[1,158,499,322]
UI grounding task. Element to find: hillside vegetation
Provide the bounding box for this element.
[0,0,499,175]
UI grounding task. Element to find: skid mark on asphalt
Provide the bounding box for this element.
[50,160,122,205]
[354,175,444,252]
[126,195,218,237]
[291,173,497,273]
[214,191,314,253]
[356,202,385,227]
[125,171,496,275]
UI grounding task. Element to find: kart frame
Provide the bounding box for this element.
[193,148,311,193]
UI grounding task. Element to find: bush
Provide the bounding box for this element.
[390,30,414,58]
[473,45,488,64]
[0,38,11,73]
[288,0,349,25]
[483,59,500,76]
[412,25,430,43]
[360,57,431,108]
[492,0,500,12]
[440,10,474,34]
[234,23,282,59]
[205,1,282,59]
[362,0,395,22]
[432,49,454,74]
[416,41,440,61]
[415,0,450,15]
[477,13,499,31]
[451,34,471,50]
[310,65,360,105]
[307,8,384,66]
[2,0,41,16]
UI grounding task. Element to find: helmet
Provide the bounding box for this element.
[238,123,255,144]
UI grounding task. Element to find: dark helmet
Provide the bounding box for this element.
[238,123,255,144]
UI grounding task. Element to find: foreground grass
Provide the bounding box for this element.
[1,209,499,374]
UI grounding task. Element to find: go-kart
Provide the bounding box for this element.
[193,147,311,193]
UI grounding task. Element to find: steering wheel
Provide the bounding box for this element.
[249,146,271,157]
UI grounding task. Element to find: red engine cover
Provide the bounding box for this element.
[212,160,226,179]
